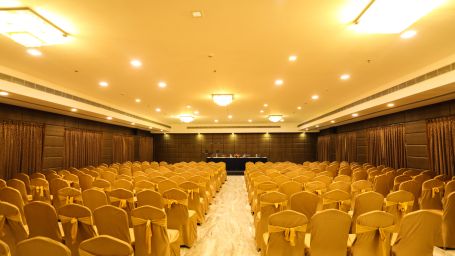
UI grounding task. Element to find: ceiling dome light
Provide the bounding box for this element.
[106,116,113,120]
[135,98,141,103]
[268,115,283,123]
[99,81,109,87]
[212,94,233,106]
[387,103,395,107]
[288,55,297,62]
[275,79,283,86]
[297,106,302,110]
[179,114,194,123]
[158,81,167,88]
[155,108,161,112]
[340,74,351,80]
[311,95,319,100]
[228,115,233,119]
[352,113,359,117]
[70,108,77,112]
[130,59,142,68]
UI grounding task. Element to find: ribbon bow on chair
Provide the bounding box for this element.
[356,224,395,256]
[268,224,307,246]
[162,198,188,209]
[186,188,199,199]
[109,197,134,209]
[322,198,351,210]
[131,216,167,254]
[59,215,93,244]
[385,200,414,213]
[261,201,287,211]
[432,187,442,198]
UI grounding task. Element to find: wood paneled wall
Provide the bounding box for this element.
[319,99,455,169]
[153,133,317,163]
[0,103,153,171]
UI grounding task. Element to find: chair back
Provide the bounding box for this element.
[278,181,302,201]
[443,192,455,248]
[30,178,51,202]
[135,180,157,193]
[6,179,28,203]
[351,180,373,199]
[50,178,70,207]
[322,189,350,212]
[93,205,131,244]
[352,211,394,256]
[82,188,109,213]
[373,174,390,197]
[92,179,111,192]
[351,191,384,232]
[137,190,163,209]
[16,237,71,256]
[385,190,414,229]
[14,173,31,194]
[304,181,326,196]
[24,201,62,241]
[79,235,133,256]
[333,175,351,183]
[0,202,28,255]
[162,188,189,228]
[0,187,26,224]
[77,173,94,191]
[310,209,351,256]
[392,210,442,256]
[289,191,319,221]
[58,187,83,207]
[158,180,179,194]
[393,175,412,191]
[328,181,351,193]
[420,179,444,210]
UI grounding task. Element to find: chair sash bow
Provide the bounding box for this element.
[261,200,287,211]
[322,198,350,209]
[385,200,414,213]
[268,224,306,246]
[59,215,93,243]
[0,212,22,237]
[186,188,199,199]
[163,198,188,209]
[356,224,395,256]
[131,216,167,254]
[30,185,48,197]
[109,197,134,209]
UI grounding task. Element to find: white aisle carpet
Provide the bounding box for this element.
[181,176,260,256]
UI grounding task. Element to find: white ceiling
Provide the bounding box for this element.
[1,0,455,132]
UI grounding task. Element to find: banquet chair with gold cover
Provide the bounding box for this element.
[351,211,395,256]
[13,173,31,195]
[328,181,351,193]
[351,191,384,233]
[29,178,51,203]
[63,173,80,189]
[0,201,28,255]
[131,206,180,256]
[420,179,444,210]
[135,180,158,193]
[108,188,135,226]
[304,181,326,197]
[77,173,94,191]
[0,240,9,256]
[308,209,351,256]
[0,187,27,224]
[92,179,111,192]
[444,180,455,206]
[384,190,414,230]
[351,180,373,199]
[113,179,134,192]
[58,204,96,255]
[82,188,109,213]
[333,175,351,183]
[57,187,83,208]
[79,235,133,256]
[252,181,279,214]
[322,189,351,212]
[443,192,455,249]
[289,191,319,226]
[312,175,333,186]
[254,191,288,251]
[24,201,62,241]
[398,180,420,211]
[278,181,302,206]
[16,236,70,256]
[93,205,132,244]
[392,175,412,191]
[50,178,70,208]
[6,179,28,203]
[101,171,117,185]
[162,188,197,247]
[262,210,308,256]
[158,180,179,194]
[373,174,390,197]
[391,210,442,256]
[0,179,6,189]
[352,169,368,182]
[169,175,186,185]
[179,181,205,224]
[137,190,164,209]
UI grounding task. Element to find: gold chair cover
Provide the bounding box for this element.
[137,189,164,208]
[6,179,28,203]
[398,180,420,211]
[420,179,444,210]
[351,191,384,233]
[93,205,131,244]
[289,191,319,230]
[82,188,109,213]
[30,178,51,203]
[443,192,455,249]
[57,187,83,208]
[16,237,71,256]
[322,189,351,212]
[180,181,205,224]
[384,190,414,230]
[0,202,28,255]
[24,201,62,241]
[78,235,133,256]
[0,187,27,224]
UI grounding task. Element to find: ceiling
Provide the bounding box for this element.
[1,0,455,132]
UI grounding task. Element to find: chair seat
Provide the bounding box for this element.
[167,229,180,243]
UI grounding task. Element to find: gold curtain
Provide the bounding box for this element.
[335,132,357,162]
[138,136,153,162]
[0,121,44,179]
[112,135,134,163]
[317,135,332,161]
[426,117,455,176]
[367,124,406,168]
[64,128,103,168]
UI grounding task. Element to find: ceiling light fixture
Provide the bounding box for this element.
[99,81,108,87]
[214,119,219,123]
[212,94,233,106]
[106,116,113,120]
[352,113,359,117]
[387,103,395,107]
[340,74,351,80]
[0,91,9,96]
[264,103,268,107]
[248,119,252,123]
[155,108,161,112]
[26,48,42,56]
[288,55,297,62]
[350,0,444,34]
[268,115,283,123]
[70,108,77,112]
[311,95,319,100]
[297,106,302,110]
[331,120,336,123]
[179,114,194,123]
[400,30,417,39]
[135,98,141,103]
[228,115,233,119]
[192,11,203,17]
[158,81,167,88]
[275,79,283,86]
[315,125,319,128]
[186,105,192,109]
[130,59,142,68]
[0,7,69,47]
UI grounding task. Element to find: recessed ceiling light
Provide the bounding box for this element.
[400,30,417,39]
[214,119,219,123]
[106,116,113,120]
[268,115,283,123]
[0,91,9,96]
[130,59,142,68]
[352,113,359,117]
[135,98,141,103]
[264,103,268,107]
[387,103,395,107]
[192,11,203,17]
[331,120,335,123]
[70,108,77,112]
[228,115,233,119]
[194,110,199,115]
[275,79,284,86]
[158,81,167,88]
[99,81,109,87]
[297,106,302,110]
[311,95,319,100]
[26,48,42,56]
[340,74,351,80]
[260,110,264,113]
[131,122,135,125]
[288,55,297,62]
[179,114,194,123]
[155,108,161,112]
[186,105,191,109]
[248,119,252,123]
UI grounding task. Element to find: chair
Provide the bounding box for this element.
[82,188,109,213]
[292,175,311,185]
[420,179,444,210]
[0,187,26,224]
[29,178,51,202]
[6,179,28,203]
[351,180,373,199]
[131,206,181,256]
[63,173,80,188]
[398,180,420,211]
[30,173,46,180]
[57,187,83,207]
[308,209,351,256]
[0,202,28,255]
[113,179,134,191]
[92,179,111,192]
[14,173,31,194]
[385,190,414,230]
[328,181,351,193]
[0,179,6,189]
[351,191,384,233]
[352,211,395,256]
[393,175,412,191]
[312,175,333,186]
[137,190,164,209]
[322,189,350,212]
[0,240,10,256]
[79,235,133,256]
[278,181,302,205]
[254,191,288,251]
[50,178,70,208]
[24,201,62,241]
[77,173,94,191]
[93,205,132,244]
[445,180,455,206]
[304,181,326,196]
[179,181,205,224]
[289,191,319,224]
[58,204,96,255]
[263,210,308,256]
[373,174,390,197]
[16,237,71,256]
[443,192,455,249]
[352,170,368,182]
[392,210,442,256]
[333,175,351,183]
[158,180,179,194]
[135,180,158,193]
[169,175,186,185]
[162,188,197,247]
[252,181,279,214]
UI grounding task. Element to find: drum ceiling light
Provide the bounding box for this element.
[179,114,195,123]
[212,94,233,107]
[268,115,283,123]
[0,7,69,47]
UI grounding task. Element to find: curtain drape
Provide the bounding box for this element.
[0,121,44,179]
[426,116,455,176]
[112,135,134,163]
[367,124,406,168]
[317,135,332,161]
[64,128,103,168]
[138,136,153,162]
[335,132,357,162]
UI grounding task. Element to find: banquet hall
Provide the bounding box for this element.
[0,0,454,255]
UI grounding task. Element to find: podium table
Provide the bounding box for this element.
[206,156,267,174]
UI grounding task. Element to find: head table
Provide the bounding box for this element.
[206,156,267,175]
